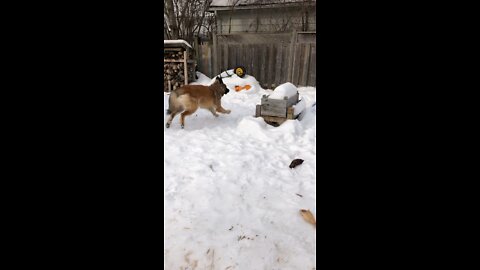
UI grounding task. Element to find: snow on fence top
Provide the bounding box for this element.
[164,39,193,49]
[269,82,298,100]
[211,0,312,7]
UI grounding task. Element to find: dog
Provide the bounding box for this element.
[166,76,231,129]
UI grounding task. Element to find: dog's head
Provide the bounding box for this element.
[216,76,229,95]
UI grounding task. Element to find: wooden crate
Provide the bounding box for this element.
[255,92,300,126]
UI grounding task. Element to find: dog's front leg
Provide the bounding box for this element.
[216,106,231,114]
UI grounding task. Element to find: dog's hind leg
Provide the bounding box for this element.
[180,110,195,129]
[166,112,178,128]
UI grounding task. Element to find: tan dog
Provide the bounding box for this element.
[166,77,231,129]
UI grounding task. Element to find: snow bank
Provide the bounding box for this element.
[293,98,306,116]
[269,82,298,100]
[164,82,316,269]
[237,117,270,141]
[189,70,262,95]
[189,72,212,85]
[216,69,262,94]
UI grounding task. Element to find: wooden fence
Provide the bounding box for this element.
[195,39,214,79]
[195,31,316,88]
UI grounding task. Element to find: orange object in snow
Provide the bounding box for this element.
[234,84,252,92]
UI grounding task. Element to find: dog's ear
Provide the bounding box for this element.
[217,76,223,83]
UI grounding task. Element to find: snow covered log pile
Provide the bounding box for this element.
[164,40,196,92]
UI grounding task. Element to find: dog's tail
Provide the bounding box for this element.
[166,89,185,115]
[166,91,176,115]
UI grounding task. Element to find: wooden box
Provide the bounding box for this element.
[255,92,300,126]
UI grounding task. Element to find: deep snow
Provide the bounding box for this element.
[164,72,316,269]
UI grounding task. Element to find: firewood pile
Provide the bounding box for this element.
[163,49,196,92]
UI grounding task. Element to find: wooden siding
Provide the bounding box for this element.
[216,7,315,34]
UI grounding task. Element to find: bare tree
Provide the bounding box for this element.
[164,0,179,39]
[164,0,215,43]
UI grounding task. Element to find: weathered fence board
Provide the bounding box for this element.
[308,44,316,86]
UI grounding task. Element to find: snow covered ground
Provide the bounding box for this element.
[164,72,316,269]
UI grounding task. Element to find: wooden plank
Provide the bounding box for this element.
[248,44,254,78]
[300,43,310,86]
[235,45,239,68]
[252,45,259,81]
[300,44,306,85]
[260,45,266,88]
[164,48,182,52]
[219,44,223,72]
[237,44,242,67]
[231,45,236,67]
[308,44,316,86]
[295,44,305,85]
[223,44,228,73]
[228,45,233,71]
[268,44,275,89]
[238,44,244,68]
[292,45,300,85]
[208,44,213,77]
[218,44,222,75]
[164,59,196,63]
[213,33,218,76]
[287,30,296,82]
[226,45,230,69]
[287,107,294,119]
[281,43,289,85]
[229,45,234,69]
[300,45,306,85]
[247,44,253,78]
[297,44,303,86]
[243,44,248,70]
[255,104,261,117]
[202,44,211,78]
[274,44,282,88]
[241,44,245,67]
[261,102,287,117]
[296,45,302,85]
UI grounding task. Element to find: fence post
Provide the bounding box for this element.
[213,34,218,76]
[288,30,297,83]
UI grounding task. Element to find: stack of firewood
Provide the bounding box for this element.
[163,50,195,92]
